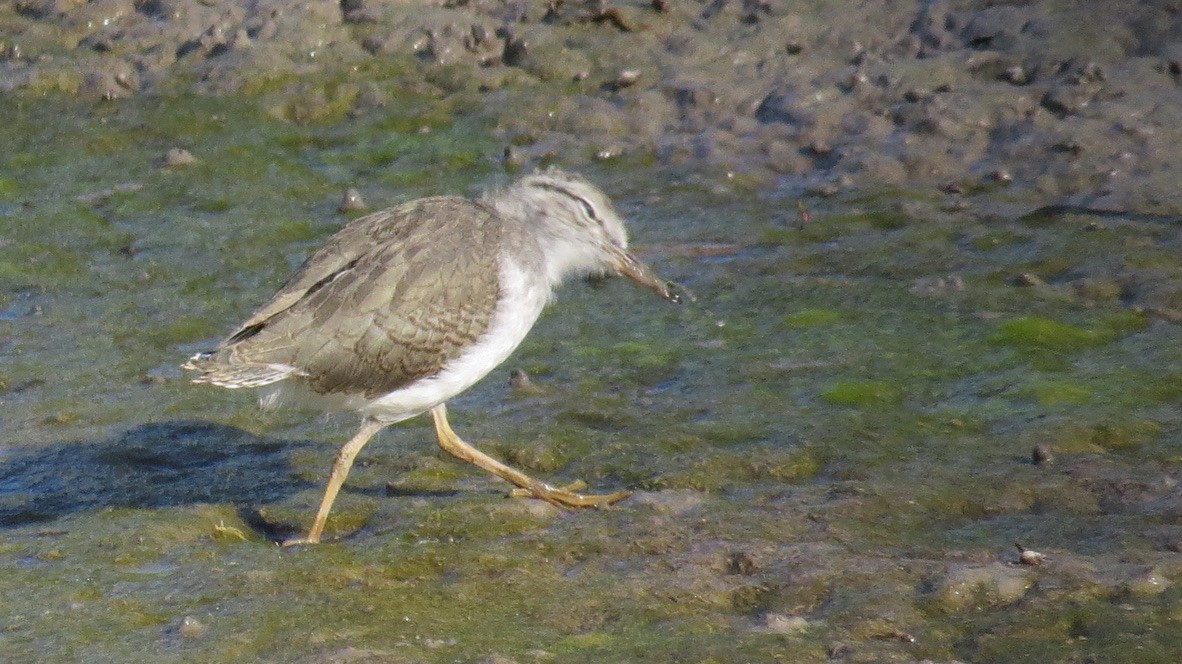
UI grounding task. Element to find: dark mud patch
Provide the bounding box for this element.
[5,1,1182,210]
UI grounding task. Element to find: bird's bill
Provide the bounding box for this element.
[611,247,684,304]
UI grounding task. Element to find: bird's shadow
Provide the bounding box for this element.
[1,420,483,540]
[0,420,322,533]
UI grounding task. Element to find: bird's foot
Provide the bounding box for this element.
[279,533,322,547]
[280,537,316,547]
[509,480,632,508]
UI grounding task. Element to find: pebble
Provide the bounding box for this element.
[338,187,367,212]
[163,148,198,167]
[763,613,810,634]
[177,616,207,639]
[606,69,642,91]
[1014,542,1047,566]
[508,368,544,394]
[1032,444,1053,465]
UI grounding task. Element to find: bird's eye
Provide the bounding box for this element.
[537,182,600,222]
[576,197,597,220]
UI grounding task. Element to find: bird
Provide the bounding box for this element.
[183,169,683,544]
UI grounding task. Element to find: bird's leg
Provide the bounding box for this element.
[282,417,386,546]
[430,404,631,508]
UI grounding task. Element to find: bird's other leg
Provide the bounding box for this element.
[282,417,386,546]
[429,403,631,508]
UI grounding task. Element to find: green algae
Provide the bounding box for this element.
[1036,419,1165,454]
[693,419,771,446]
[780,307,844,328]
[967,228,1030,250]
[1024,379,1093,405]
[491,439,569,473]
[992,315,1115,351]
[821,380,904,407]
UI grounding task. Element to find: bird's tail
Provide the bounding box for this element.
[182,351,301,389]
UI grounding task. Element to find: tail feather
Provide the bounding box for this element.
[182,352,302,389]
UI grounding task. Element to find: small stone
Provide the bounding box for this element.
[763,613,810,634]
[1013,273,1045,287]
[338,187,367,213]
[1015,542,1047,566]
[177,616,207,639]
[606,69,641,91]
[1019,550,1046,566]
[804,139,831,156]
[1032,444,1053,465]
[509,368,543,394]
[1002,65,1030,85]
[163,148,197,167]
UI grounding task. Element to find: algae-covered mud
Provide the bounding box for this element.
[3,2,1182,663]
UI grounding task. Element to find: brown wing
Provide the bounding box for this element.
[192,196,504,398]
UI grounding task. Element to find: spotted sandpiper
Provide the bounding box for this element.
[184,169,682,544]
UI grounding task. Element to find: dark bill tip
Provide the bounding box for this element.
[613,249,689,304]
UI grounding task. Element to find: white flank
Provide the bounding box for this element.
[361,254,549,423]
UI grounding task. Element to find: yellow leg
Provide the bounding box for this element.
[282,417,386,546]
[430,403,631,508]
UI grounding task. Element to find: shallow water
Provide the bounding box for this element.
[2,93,1181,663]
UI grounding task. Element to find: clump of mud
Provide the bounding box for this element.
[4,1,1182,210]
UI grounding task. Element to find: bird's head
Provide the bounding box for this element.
[490,169,683,303]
